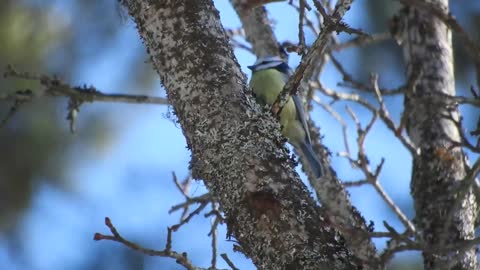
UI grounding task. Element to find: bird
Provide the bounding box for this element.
[247,56,323,178]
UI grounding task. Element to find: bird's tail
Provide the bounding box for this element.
[299,142,323,178]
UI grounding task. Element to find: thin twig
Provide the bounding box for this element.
[169,193,211,214]
[372,172,415,233]
[170,201,209,232]
[230,39,253,53]
[210,202,220,269]
[330,54,404,96]
[221,253,239,270]
[331,32,391,51]
[172,172,196,221]
[370,74,417,154]
[2,66,169,129]
[0,92,29,127]
[313,78,416,156]
[344,105,416,234]
[313,0,368,36]
[272,0,362,115]
[315,99,351,157]
[94,217,196,270]
[288,1,319,35]
[298,0,307,55]
[3,66,168,105]
[342,179,369,187]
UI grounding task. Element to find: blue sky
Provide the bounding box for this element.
[5,0,480,269]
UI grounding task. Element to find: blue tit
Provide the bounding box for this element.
[248,56,322,178]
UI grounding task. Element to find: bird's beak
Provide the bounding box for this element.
[247,65,254,70]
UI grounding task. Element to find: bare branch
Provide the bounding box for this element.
[314,72,416,155]
[230,1,280,57]
[343,104,416,234]
[170,200,209,232]
[169,193,211,214]
[3,65,169,105]
[314,99,351,157]
[342,179,369,187]
[370,74,417,154]
[94,217,197,270]
[312,0,368,36]
[209,202,220,269]
[1,65,169,128]
[330,54,404,96]
[332,32,391,51]
[274,0,366,112]
[0,90,29,127]
[287,1,319,36]
[221,253,239,270]
[297,0,307,55]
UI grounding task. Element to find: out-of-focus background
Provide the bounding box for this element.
[1,1,479,269]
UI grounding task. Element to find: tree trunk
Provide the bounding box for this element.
[120,0,358,269]
[395,1,478,269]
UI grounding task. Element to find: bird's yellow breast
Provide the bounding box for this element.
[250,69,303,141]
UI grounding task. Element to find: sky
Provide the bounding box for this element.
[4,0,480,269]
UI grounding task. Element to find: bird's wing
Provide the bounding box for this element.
[292,95,312,145]
[281,68,312,145]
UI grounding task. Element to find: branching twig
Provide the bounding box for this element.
[288,1,319,36]
[297,0,307,55]
[342,179,368,187]
[330,54,404,96]
[331,32,391,51]
[172,172,197,221]
[94,217,197,270]
[3,65,168,105]
[314,98,351,157]
[272,0,364,115]
[169,193,211,214]
[208,202,221,269]
[0,91,29,127]
[314,72,416,155]
[342,105,416,234]
[221,253,239,270]
[225,27,245,38]
[312,0,368,36]
[370,74,417,154]
[171,201,209,232]
[2,65,168,128]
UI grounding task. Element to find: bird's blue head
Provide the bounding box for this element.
[247,56,290,74]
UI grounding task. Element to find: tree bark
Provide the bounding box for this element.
[230,1,378,265]
[394,1,478,269]
[120,0,358,269]
[229,2,280,57]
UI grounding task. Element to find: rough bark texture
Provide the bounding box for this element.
[120,0,358,269]
[395,1,478,269]
[229,1,280,57]
[230,2,378,266]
